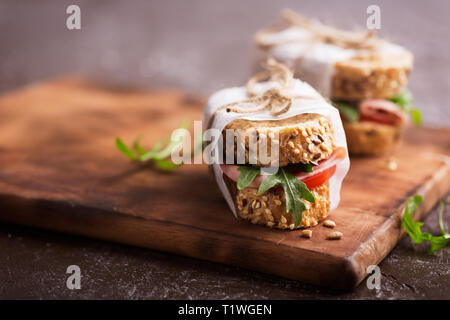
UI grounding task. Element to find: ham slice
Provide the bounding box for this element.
[359,99,407,126]
[221,148,346,190]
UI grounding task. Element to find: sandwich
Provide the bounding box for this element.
[254,10,421,156]
[203,59,349,229]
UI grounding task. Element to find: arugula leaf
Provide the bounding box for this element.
[153,158,182,171]
[390,89,413,108]
[237,166,260,190]
[402,195,424,244]
[282,162,313,173]
[429,236,449,254]
[438,201,450,240]
[116,120,190,171]
[293,176,315,203]
[116,138,138,161]
[409,108,422,127]
[390,90,422,127]
[258,173,283,194]
[332,101,359,123]
[402,196,449,254]
[303,163,314,173]
[257,168,315,227]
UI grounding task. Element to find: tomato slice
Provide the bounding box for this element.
[299,165,336,189]
[290,147,344,189]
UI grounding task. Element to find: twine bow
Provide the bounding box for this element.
[216,58,319,117]
[255,9,384,54]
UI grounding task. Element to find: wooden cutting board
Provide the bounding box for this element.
[0,78,448,290]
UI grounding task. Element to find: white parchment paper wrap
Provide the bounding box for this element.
[259,26,409,97]
[203,79,350,218]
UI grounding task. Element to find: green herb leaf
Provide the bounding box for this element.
[237,166,260,190]
[438,201,450,240]
[293,177,315,204]
[402,196,449,254]
[257,173,283,194]
[280,169,308,227]
[429,236,449,254]
[153,158,182,171]
[132,136,147,155]
[390,90,422,127]
[401,195,424,244]
[409,108,422,127]
[390,89,413,108]
[257,168,315,227]
[116,120,190,171]
[333,101,359,123]
[116,138,138,161]
[303,163,313,173]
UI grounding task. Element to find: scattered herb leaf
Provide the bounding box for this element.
[116,138,138,161]
[439,201,450,240]
[402,196,449,254]
[153,158,182,171]
[116,120,190,171]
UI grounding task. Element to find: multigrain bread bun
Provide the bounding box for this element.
[223,113,336,167]
[204,58,350,231]
[224,175,330,229]
[344,121,403,156]
[331,53,413,101]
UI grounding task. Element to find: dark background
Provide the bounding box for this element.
[0,0,449,299]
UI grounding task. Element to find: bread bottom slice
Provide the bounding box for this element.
[224,174,329,229]
[344,121,403,156]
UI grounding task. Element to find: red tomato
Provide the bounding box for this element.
[299,165,336,189]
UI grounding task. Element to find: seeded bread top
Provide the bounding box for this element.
[223,113,336,167]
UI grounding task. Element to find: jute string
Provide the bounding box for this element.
[255,9,384,52]
[215,58,319,117]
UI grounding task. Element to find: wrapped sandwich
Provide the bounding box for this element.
[255,10,421,156]
[204,59,349,229]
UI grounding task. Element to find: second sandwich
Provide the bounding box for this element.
[255,10,421,156]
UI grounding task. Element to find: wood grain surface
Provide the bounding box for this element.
[0,78,448,289]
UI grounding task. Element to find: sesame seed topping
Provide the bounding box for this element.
[251,200,261,209]
[326,231,343,240]
[302,230,312,238]
[323,219,336,228]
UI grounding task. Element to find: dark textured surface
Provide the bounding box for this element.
[0,0,449,299]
